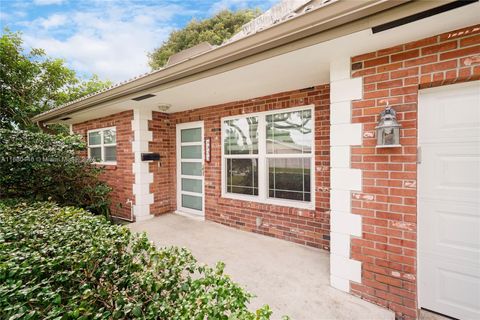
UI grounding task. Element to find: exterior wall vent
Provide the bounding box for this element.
[132,94,156,101]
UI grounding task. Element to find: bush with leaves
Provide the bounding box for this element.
[0,201,272,319]
[0,129,111,215]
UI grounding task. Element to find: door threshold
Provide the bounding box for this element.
[174,210,205,221]
[420,308,459,320]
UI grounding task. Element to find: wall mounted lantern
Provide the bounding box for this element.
[376,103,401,148]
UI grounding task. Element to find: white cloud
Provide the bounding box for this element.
[14,0,270,83]
[21,3,192,82]
[38,14,68,29]
[33,0,65,5]
[209,0,276,14]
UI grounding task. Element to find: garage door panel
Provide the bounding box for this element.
[420,143,480,202]
[419,199,480,265]
[419,81,480,144]
[420,258,480,320]
[419,81,480,320]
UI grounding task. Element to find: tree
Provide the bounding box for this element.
[148,9,261,70]
[0,30,111,132]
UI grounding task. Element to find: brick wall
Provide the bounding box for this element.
[165,84,331,249]
[149,112,175,215]
[349,25,480,319]
[72,110,134,220]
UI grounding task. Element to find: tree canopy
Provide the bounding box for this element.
[148,9,261,70]
[0,30,111,132]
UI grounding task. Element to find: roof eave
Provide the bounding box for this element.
[32,0,411,124]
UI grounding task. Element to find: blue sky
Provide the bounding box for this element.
[0,0,275,82]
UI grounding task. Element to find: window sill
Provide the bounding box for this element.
[93,162,117,170]
[221,193,315,210]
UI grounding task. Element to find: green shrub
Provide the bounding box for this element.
[0,129,111,215]
[0,202,272,319]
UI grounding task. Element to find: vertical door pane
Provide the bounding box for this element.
[181,162,203,176]
[181,145,202,159]
[182,194,202,211]
[181,178,202,193]
[181,128,201,142]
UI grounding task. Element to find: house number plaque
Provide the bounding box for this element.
[205,137,211,163]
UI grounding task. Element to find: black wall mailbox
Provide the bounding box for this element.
[141,152,161,161]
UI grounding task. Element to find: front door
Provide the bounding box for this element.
[176,122,204,216]
[418,81,480,319]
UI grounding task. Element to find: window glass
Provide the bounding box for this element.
[182,194,202,211]
[224,117,258,155]
[104,146,116,162]
[88,131,101,145]
[181,178,202,193]
[268,158,310,202]
[222,107,313,206]
[181,162,202,176]
[181,145,202,159]
[89,147,102,162]
[103,129,116,144]
[181,128,201,143]
[226,158,258,196]
[266,109,312,154]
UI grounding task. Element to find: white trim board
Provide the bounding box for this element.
[329,57,363,293]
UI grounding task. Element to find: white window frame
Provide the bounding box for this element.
[221,105,315,210]
[87,126,117,165]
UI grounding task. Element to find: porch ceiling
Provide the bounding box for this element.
[59,0,480,125]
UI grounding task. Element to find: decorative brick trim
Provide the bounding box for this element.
[329,57,363,292]
[131,108,154,221]
[350,24,480,320]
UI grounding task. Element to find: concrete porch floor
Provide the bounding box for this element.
[129,214,394,320]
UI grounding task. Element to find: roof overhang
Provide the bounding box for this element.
[33,0,480,124]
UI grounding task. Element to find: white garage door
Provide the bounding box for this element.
[418,81,480,320]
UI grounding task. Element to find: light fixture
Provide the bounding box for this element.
[157,104,171,112]
[376,103,401,148]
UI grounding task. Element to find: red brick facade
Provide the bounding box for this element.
[349,25,480,319]
[72,110,134,220]
[70,23,479,319]
[167,84,331,249]
[149,112,176,216]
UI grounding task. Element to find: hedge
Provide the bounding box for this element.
[0,129,111,216]
[0,202,272,319]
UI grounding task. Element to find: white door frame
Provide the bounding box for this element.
[176,121,205,218]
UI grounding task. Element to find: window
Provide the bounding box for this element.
[87,127,116,163]
[221,105,314,208]
[224,117,259,196]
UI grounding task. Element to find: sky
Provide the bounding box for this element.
[0,0,275,83]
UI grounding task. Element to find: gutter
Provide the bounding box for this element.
[33,0,421,124]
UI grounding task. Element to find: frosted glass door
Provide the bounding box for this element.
[177,123,203,215]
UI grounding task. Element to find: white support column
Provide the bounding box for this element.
[131,108,154,221]
[329,57,363,292]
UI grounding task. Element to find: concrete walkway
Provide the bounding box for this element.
[129,214,394,320]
